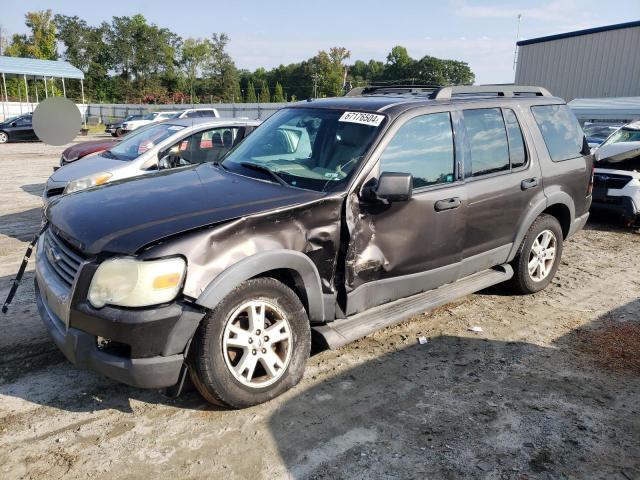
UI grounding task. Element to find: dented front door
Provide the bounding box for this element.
[343,110,466,316]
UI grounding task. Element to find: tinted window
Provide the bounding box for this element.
[16,116,32,126]
[379,112,455,189]
[463,108,510,177]
[531,105,584,161]
[185,111,200,118]
[503,109,526,168]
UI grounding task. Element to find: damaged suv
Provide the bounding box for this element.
[35,85,592,408]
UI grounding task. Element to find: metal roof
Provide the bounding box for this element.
[517,20,640,47]
[0,56,84,79]
[568,97,640,120]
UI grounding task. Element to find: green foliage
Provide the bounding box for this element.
[245,81,257,103]
[5,10,476,104]
[258,80,270,103]
[272,82,285,102]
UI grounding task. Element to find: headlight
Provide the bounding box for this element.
[64,172,112,194]
[88,257,186,308]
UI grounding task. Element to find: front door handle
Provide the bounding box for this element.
[434,197,461,212]
[521,177,538,190]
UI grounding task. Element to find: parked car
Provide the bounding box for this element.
[44,118,260,203]
[0,113,37,143]
[121,111,179,134]
[591,120,640,227]
[105,115,144,137]
[172,108,220,119]
[35,85,592,408]
[583,122,623,148]
[59,138,119,168]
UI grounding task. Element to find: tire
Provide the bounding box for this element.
[0,131,8,144]
[189,277,311,409]
[510,214,563,294]
[115,128,123,137]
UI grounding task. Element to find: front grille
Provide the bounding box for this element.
[43,229,86,287]
[593,173,632,190]
[46,187,65,197]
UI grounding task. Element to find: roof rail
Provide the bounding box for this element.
[430,85,552,100]
[345,85,440,97]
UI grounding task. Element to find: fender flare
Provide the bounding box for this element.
[195,249,325,322]
[507,192,575,262]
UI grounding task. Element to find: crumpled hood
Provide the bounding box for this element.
[51,154,126,182]
[46,163,324,255]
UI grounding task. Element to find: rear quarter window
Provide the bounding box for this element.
[531,104,585,162]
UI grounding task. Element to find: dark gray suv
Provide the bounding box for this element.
[35,85,593,408]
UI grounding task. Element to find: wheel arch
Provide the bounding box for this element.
[507,193,575,262]
[195,250,325,322]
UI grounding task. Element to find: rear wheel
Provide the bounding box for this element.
[511,214,563,294]
[0,131,8,143]
[115,128,123,137]
[189,277,311,408]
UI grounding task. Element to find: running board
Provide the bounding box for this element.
[312,265,513,349]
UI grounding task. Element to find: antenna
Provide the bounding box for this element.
[513,13,522,71]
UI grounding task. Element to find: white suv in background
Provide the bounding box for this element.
[592,120,640,227]
[174,108,220,119]
[121,111,179,133]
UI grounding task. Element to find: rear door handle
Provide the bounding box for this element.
[521,178,538,190]
[434,197,461,212]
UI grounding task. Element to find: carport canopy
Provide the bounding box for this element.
[0,55,86,123]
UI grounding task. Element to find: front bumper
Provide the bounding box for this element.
[591,195,638,224]
[34,236,204,389]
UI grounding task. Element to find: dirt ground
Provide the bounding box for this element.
[0,139,639,480]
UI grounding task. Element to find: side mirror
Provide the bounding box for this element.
[363,171,413,203]
[10,122,17,127]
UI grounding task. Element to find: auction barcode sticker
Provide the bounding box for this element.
[339,111,385,127]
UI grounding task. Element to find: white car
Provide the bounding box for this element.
[44,118,261,205]
[592,121,640,227]
[173,108,220,119]
[121,111,180,133]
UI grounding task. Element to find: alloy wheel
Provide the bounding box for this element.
[528,229,557,282]
[222,300,292,388]
[0,132,7,143]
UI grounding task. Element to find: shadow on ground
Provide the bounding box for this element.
[0,207,42,242]
[20,183,45,198]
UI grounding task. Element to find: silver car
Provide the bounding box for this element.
[44,118,261,204]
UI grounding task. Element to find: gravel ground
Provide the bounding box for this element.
[0,139,638,480]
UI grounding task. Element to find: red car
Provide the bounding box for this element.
[58,138,119,168]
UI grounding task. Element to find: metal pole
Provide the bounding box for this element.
[2,72,8,121]
[24,74,31,112]
[35,82,39,103]
[0,72,5,121]
[50,77,54,96]
[62,78,66,97]
[18,80,23,114]
[44,76,48,98]
[80,79,86,127]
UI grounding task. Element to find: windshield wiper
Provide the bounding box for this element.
[240,162,288,187]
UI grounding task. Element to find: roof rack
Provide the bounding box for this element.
[429,85,552,100]
[345,85,439,97]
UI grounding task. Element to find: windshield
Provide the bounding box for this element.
[602,127,640,146]
[106,123,186,160]
[221,107,384,191]
[142,112,159,121]
[3,115,20,124]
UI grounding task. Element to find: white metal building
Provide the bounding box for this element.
[515,21,640,102]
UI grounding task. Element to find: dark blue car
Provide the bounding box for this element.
[0,113,38,143]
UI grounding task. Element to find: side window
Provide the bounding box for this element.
[503,109,526,168]
[160,127,242,168]
[463,108,510,177]
[379,112,455,189]
[185,111,200,118]
[16,117,31,126]
[531,104,585,162]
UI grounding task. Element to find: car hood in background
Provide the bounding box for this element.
[63,139,118,162]
[46,164,325,255]
[595,141,640,164]
[50,154,128,182]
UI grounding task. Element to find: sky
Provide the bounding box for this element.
[1,0,639,84]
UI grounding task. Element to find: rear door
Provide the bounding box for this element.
[13,116,35,140]
[345,109,466,315]
[460,106,544,275]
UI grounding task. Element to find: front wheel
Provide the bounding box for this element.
[0,131,8,144]
[115,128,124,137]
[189,277,311,408]
[510,214,563,294]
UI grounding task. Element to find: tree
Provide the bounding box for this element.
[258,80,270,103]
[5,10,57,59]
[312,46,350,97]
[272,82,285,102]
[245,81,257,103]
[205,33,239,102]
[181,38,212,102]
